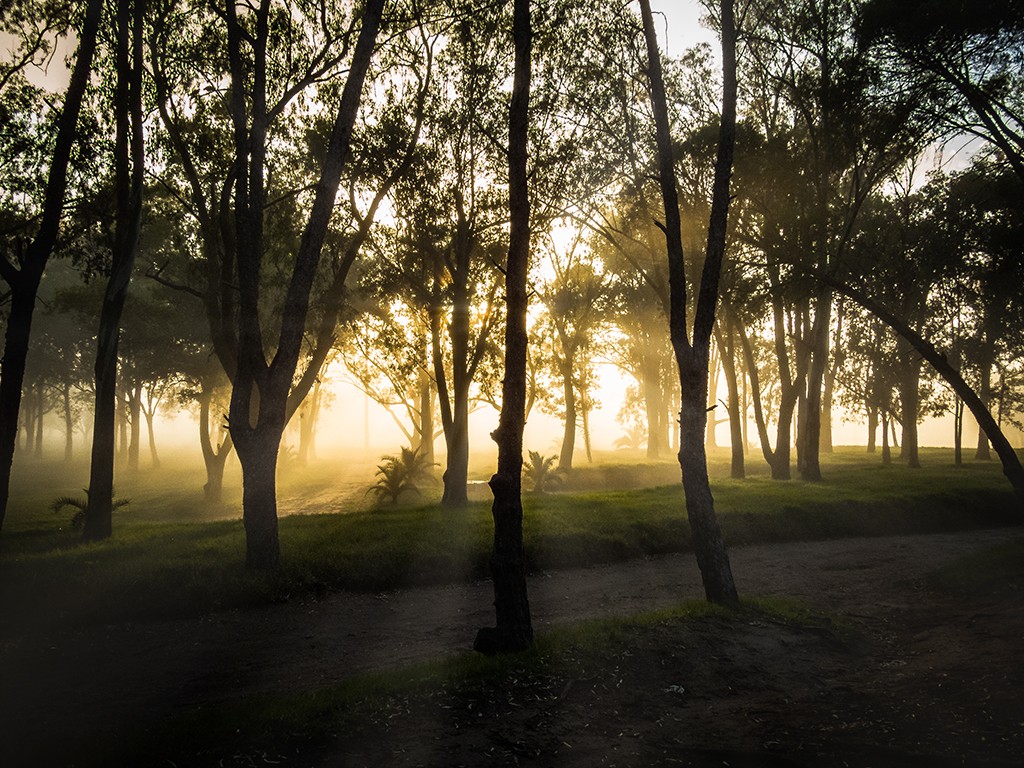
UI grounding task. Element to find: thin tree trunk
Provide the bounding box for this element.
[954,397,964,467]
[976,350,993,460]
[127,381,142,472]
[716,321,744,479]
[881,411,891,465]
[199,387,233,503]
[84,0,145,541]
[867,406,877,453]
[33,386,44,458]
[476,0,534,655]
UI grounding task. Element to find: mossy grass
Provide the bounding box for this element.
[0,447,1020,629]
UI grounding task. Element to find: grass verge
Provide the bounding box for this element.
[1,451,1020,629]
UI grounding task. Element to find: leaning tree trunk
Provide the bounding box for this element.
[641,0,739,606]
[816,272,1024,507]
[83,0,145,542]
[0,0,104,534]
[475,0,534,655]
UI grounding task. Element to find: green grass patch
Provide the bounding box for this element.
[1,448,1020,629]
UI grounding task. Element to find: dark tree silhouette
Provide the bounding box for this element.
[475,0,534,655]
[640,0,739,606]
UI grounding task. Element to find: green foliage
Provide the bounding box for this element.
[368,446,435,504]
[50,489,130,530]
[522,450,564,494]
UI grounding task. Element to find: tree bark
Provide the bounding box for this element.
[63,382,74,462]
[0,0,104,534]
[800,287,831,481]
[199,386,233,504]
[475,0,534,655]
[641,0,739,606]
[84,0,146,541]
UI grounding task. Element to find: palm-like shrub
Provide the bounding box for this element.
[523,450,564,495]
[368,446,435,504]
[614,425,647,450]
[51,489,130,529]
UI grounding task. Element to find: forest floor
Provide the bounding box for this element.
[2,526,1023,767]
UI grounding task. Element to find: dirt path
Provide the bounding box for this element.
[1,527,1020,765]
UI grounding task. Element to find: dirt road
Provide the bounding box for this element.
[1,527,1020,766]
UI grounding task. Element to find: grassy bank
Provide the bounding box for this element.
[0,448,1020,629]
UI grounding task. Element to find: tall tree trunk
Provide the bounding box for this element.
[866,405,878,453]
[417,363,434,466]
[705,350,720,449]
[881,411,891,465]
[476,0,534,655]
[581,399,593,464]
[898,349,921,469]
[0,0,104,534]
[558,361,576,470]
[800,287,831,480]
[127,381,142,472]
[642,359,662,459]
[954,397,964,467]
[976,349,993,460]
[716,322,744,479]
[641,0,739,606]
[144,407,159,468]
[84,0,146,541]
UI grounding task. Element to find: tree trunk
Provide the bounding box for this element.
[476,0,534,655]
[63,382,74,462]
[899,348,921,469]
[581,400,593,463]
[976,351,993,460]
[642,359,662,459]
[954,397,964,467]
[866,405,878,453]
[84,0,145,541]
[236,432,280,569]
[127,381,142,472]
[33,386,44,458]
[558,361,576,470]
[881,411,891,465]
[800,288,831,481]
[144,407,160,469]
[705,351,720,449]
[199,388,233,504]
[716,322,744,479]
[417,365,434,466]
[641,0,739,606]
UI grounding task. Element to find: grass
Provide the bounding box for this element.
[0,447,1020,629]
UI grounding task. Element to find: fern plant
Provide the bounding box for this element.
[51,489,130,529]
[368,446,435,504]
[523,450,564,495]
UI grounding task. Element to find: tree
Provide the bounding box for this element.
[475,0,534,655]
[83,0,147,540]
[640,0,739,605]
[0,0,104,533]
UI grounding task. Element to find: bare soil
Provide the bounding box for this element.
[2,527,1022,767]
